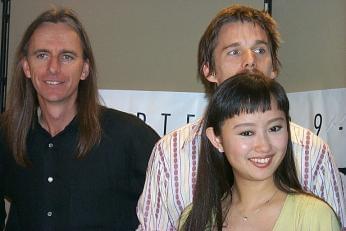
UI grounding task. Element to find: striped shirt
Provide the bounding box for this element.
[136,119,345,230]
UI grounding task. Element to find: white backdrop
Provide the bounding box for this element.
[99,88,346,169]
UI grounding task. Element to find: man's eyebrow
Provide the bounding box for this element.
[222,42,241,51]
[31,49,49,55]
[254,40,269,46]
[222,40,269,52]
[31,49,79,56]
[61,49,79,56]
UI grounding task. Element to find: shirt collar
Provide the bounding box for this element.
[181,117,204,149]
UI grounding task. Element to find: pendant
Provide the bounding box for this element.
[242,216,248,222]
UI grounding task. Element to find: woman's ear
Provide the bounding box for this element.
[206,127,224,153]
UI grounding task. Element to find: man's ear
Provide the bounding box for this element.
[270,69,278,80]
[206,127,224,153]
[202,64,218,83]
[22,58,31,78]
[80,60,90,80]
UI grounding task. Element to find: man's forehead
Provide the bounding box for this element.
[215,21,269,50]
[219,21,268,40]
[28,22,83,52]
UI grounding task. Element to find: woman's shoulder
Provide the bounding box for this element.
[287,194,340,228]
[289,193,333,211]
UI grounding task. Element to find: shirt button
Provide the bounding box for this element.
[47,211,53,217]
[48,177,53,183]
[48,143,54,148]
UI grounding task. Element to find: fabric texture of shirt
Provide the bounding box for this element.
[136,118,346,230]
[1,107,160,231]
[178,194,341,230]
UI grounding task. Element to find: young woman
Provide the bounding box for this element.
[179,72,340,230]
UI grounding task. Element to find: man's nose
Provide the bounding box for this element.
[48,57,60,74]
[242,50,256,70]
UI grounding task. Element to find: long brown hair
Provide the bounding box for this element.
[1,7,101,166]
[182,72,303,230]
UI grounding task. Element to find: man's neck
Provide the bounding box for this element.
[38,101,77,137]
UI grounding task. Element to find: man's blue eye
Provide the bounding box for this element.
[36,53,48,59]
[254,47,266,54]
[227,50,240,56]
[62,54,74,61]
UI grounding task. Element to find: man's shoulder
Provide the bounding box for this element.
[100,106,158,135]
[289,121,329,148]
[289,121,311,133]
[101,106,134,119]
[101,106,144,125]
[155,118,203,146]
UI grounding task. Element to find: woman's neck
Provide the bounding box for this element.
[231,179,278,210]
[222,179,287,231]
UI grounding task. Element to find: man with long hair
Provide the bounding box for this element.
[136,4,345,230]
[0,7,159,230]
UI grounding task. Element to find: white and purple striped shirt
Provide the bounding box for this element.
[137,119,345,230]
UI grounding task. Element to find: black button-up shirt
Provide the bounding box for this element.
[1,107,159,230]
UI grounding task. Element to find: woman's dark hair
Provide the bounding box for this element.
[182,71,303,230]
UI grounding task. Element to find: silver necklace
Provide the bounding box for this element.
[232,189,278,222]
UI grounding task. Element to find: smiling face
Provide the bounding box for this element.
[22,22,89,108]
[206,100,288,184]
[204,21,277,84]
